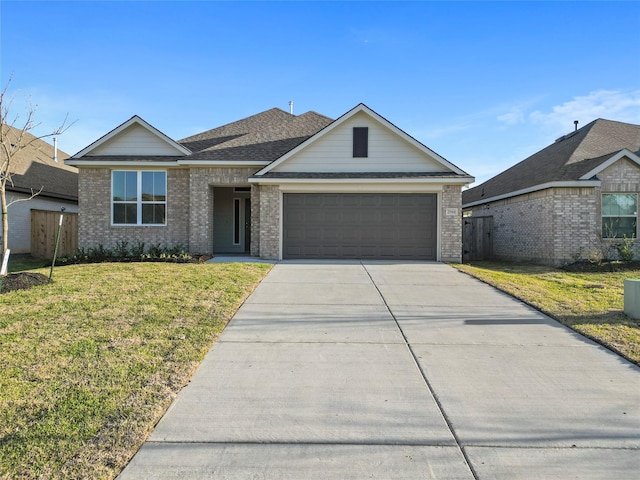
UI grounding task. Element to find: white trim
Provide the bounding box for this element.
[579,149,640,180]
[601,192,639,239]
[276,183,447,194]
[250,176,474,185]
[73,115,191,158]
[66,159,270,168]
[176,160,270,167]
[253,103,472,177]
[66,160,180,167]
[462,180,602,208]
[111,170,167,227]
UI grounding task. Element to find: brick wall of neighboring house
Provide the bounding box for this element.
[78,168,190,252]
[551,187,599,263]
[441,185,463,262]
[598,158,640,260]
[257,185,280,260]
[466,189,558,264]
[464,157,640,265]
[187,167,257,254]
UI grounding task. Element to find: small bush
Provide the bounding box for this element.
[615,236,635,262]
[114,240,130,258]
[130,240,145,258]
[147,243,164,258]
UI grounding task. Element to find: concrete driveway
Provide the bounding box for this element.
[118,261,640,479]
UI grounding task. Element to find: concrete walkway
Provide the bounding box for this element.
[118,261,640,479]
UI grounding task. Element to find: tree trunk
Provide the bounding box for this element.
[1,185,8,256]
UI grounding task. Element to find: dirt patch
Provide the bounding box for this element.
[0,272,50,294]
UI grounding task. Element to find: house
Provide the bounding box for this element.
[462,118,640,265]
[1,125,78,254]
[66,104,473,261]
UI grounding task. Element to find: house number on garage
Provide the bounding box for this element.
[446,208,459,216]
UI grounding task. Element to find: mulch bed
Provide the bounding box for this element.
[561,260,640,273]
[0,272,50,294]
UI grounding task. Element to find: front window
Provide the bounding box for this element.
[602,193,637,238]
[112,171,166,225]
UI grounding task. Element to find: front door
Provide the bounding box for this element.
[213,187,251,254]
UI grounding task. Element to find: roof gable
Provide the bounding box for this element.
[72,115,190,157]
[463,118,640,206]
[255,103,470,176]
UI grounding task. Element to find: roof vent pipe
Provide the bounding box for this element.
[53,137,58,163]
[574,120,579,132]
[289,101,294,115]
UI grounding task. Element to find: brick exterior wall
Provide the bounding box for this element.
[257,185,280,260]
[187,167,257,254]
[79,166,466,262]
[441,185,463,262]
[78,168,190,252]
[464,157,640,265]
[598,158,640,260]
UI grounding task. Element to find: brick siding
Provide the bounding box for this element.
[464,157,640,265]
[257,185,280,260]
[78,168,190,252]
[79,167,466,261]
[441,185,463,262]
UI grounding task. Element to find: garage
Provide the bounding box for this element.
[283,193,437,260]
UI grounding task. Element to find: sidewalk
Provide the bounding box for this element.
[118,261,640,479]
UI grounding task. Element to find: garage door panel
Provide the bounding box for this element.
[283,193,437,260]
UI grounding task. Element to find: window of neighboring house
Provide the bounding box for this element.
[112,171,167,225]
[353,127,368,157]
[602,193,637,239]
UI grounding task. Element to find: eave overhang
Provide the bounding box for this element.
[250,175,474,185]
[462,180,602,209]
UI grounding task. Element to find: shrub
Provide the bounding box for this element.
[114,240,129,258]
[130,240,145,258]
[615,235,635,262]
[147,243,164,258]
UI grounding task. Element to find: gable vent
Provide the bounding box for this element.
[353,127,368,157]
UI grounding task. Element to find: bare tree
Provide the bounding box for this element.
[0,76,70,259]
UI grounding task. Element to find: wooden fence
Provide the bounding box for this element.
[462,216,494,262]
[31,209,78,259]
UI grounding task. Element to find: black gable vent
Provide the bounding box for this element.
[353,127,368,158]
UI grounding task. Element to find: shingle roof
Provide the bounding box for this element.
[463,118,640,206]
[2,124,77,201]
[179,108,334,162]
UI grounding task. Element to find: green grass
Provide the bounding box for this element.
[6,254,49,273]
[0,262,271,479]
[454,261,640,365]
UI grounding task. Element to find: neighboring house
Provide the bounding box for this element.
[66,104,473,261]
[1,125,78,254]
[462,118,640,265]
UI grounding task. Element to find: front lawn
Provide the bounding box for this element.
[0,262,271,479]
[454,261,640,365]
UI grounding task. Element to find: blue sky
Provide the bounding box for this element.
[2,0,639,185]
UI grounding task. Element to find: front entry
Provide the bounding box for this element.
[213,187,251,254]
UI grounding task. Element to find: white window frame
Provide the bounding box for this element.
[601,193,638,239]
[111,170,167,226]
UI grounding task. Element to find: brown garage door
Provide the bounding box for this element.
[283,193,437,260]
